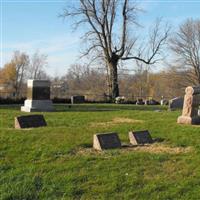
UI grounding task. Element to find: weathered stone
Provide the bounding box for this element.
[93,132,121,150]
[160,99,168,106]
[169,97,184,110]
[177,86,200,125]
[145,99,160,105]
[21,80,54,112]
[129,130,153,145]
[136,98,144,105]
[71,96,85,104]
[15,114,47,129]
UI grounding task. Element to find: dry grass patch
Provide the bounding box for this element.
[123,143,193,154]
[90,117,143,127]
[73,143,192,156]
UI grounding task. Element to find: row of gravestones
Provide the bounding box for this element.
[20,79,200,125]
[21,79,85,112]
[15,115,153,151]
[14,84,200,153]
[21,79,188,112]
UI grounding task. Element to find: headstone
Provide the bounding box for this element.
[93,132,121,150]
[177,86,200,125]
[115,96,126,104]
[160,99,168,106]
[21,80,54,112]
[145,99,160,105]
[136,98,144,105]
[15,114,47,129]
[129,130,153,145]
[168,97,184,110]
[71,96,85,104]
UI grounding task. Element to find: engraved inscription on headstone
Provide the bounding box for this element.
[177,86,200,125]
[27,87,50,100]
[93,132,121,150]
[15,115,47,129]
[129,130,153,145]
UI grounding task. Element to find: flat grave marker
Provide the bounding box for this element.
[93,132,121,150]
[15,114,47,129]
[129,130,153,145]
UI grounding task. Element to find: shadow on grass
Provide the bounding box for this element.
[76,138,165,151]
[122,137,165,147]
[54,104,168,112]
[0,104,168,113]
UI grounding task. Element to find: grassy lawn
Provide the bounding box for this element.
[1,104,200,200]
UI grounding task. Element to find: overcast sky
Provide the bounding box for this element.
[1,0,200,76]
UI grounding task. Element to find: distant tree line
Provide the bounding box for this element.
[0,50,48,98]
[0,16,199,102]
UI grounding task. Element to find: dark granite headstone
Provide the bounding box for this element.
[136,98,144,105]
[21,80,54,112]
[169,97,184,110]
[27,87,50,100]
[93,132,121,150]
[15,115,47,129]
[129,130,153,145]
[146,99,160,105]
[71,96,85,104]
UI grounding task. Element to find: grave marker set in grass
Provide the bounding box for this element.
[93,131,153,151]
[15,114,47,129]
[93,132,122,150]
[129,130,153,145]
[1,104,200,199]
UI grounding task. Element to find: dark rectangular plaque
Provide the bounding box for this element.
[129,130,153,145]
[27,87,50,100]
[93,132,121,150]
[15,115,47,129]
[71,96,85,104]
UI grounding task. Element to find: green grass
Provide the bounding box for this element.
[1,104,200,199]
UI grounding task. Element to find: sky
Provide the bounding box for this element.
[1,0,200,76]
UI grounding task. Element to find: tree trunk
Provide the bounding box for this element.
[108,58,119,100]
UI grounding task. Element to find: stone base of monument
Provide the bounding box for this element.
[21,100,54,112]
[177,115,200,125]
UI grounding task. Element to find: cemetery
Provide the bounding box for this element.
[1,0,200,199]
[1,81,200,199]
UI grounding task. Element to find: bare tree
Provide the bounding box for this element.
[170,19,200,84]
[12,51,29,97]
[28,51,48,80]
[61,0,170,99]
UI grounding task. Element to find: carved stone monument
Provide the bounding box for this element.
[177,86,200,125]
[129,130,153,145]
[21,80,54,112]
[15,114,47,129]
[93,132,121,151]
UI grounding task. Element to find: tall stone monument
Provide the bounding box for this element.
[21,80,54,112]
[177,86,200,125]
